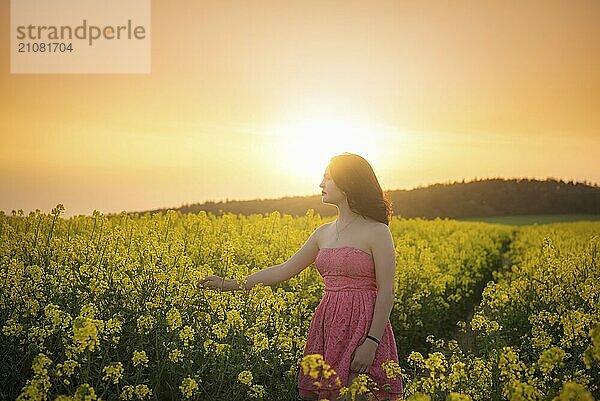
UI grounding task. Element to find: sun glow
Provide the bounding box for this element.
[268,115,390,187]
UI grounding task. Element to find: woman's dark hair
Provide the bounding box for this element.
[328,152,393,225]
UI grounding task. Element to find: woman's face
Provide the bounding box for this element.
[320,165,346,205]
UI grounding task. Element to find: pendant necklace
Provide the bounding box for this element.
[335,215,359,241]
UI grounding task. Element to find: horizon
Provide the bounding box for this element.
[2,0,599,218]
[6,175,596,218]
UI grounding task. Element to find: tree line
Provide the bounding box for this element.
[139,178,600,219]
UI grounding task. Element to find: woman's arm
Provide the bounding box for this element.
[349,223,397,374]
[369,225,396,341]
[366,224,397,341]
[197,224,324,291]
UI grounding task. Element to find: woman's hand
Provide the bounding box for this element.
[197,275,234,291]
[349,339,378,374]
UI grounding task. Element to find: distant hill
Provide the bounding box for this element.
[139,178,600,219]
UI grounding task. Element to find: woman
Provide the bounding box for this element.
[198,153,404,401]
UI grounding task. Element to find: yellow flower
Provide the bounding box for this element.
[341,374,379,399]
[179,325,195,347]
[583,325,600,369]
[16,354,52,401]
[553,382,594,401]
[538,347,566,375]
[44,303,63,327]
[132,350,149,368]
[406,392,432,401]
[448,361,468,385]
[120,386,135,400]
[381,359,403,379]
[168,348,183,363]
[32,353,52,376]
[166,307,182,331]
[251,332,269,354]
[279,334,293,352]
[179,377,199,399]
[121,385,152,400]
[72,316,100,353]
[104,318,123,344]
[300,354,339,386]
[348,374,373,395]
[80,304,98,319]
[301,354,326,379]
[424,352,446,373]
[102,362,124,384]
[136,315,156,335]
[212,322,229,340]
[2,318,24,338]
[248,384,265,398]
[238,370,253,386]
[202,338,230,356]
[446,393,473,401]
[407,351,425,368]
[74,383,97,401]
[56,360,80,378]
[134,384,152,399]
[225,309,245,330]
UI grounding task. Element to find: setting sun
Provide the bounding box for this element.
[267,112,397,185]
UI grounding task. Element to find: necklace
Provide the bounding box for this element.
[335,215,360,241]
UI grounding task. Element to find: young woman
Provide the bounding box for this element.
[197,153,404,401]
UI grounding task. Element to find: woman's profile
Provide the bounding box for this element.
[197,152,404,401]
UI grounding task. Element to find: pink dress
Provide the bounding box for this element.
[297,246,404,401]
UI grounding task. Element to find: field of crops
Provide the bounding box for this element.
[0,206,598,401]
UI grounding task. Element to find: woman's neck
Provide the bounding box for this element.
[336,200,361,223]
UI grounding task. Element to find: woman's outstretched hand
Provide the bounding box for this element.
[197,275,234,291]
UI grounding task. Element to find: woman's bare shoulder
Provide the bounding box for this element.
[311,222,335,247]
[316,221,334,234]
[363,218,388,230]
[316,221,334,231]
[364,220,392,243]
[312,221,332,236]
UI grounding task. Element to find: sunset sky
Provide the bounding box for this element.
[1,0,599,218]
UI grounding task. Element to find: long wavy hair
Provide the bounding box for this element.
[328,153,393,225]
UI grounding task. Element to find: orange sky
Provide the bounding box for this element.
[1,0,599,217]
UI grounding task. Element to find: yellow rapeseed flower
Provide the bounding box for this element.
[120,385,152,400]
[74,383,97,401]
[102,362,124,384]
[212,322,229,340]
[166,307,182,331]
[252,332,269,354]
[32,353,52,376]
[136,315,156,335]
[446,392,473,401]
[238,370,253,386]
[381,360,403,379]
[179,377,199,399]
[168,348,183,363]
[132,350,149,368]
[248,384,265,398]
[120,386,135,400]
[135,384,152,400]
[300,354,340,387]
[56,360,80,378]
[72,316,100,353]
[179,325,195,347]
[17,354,52,401]
[104,318,123,344]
